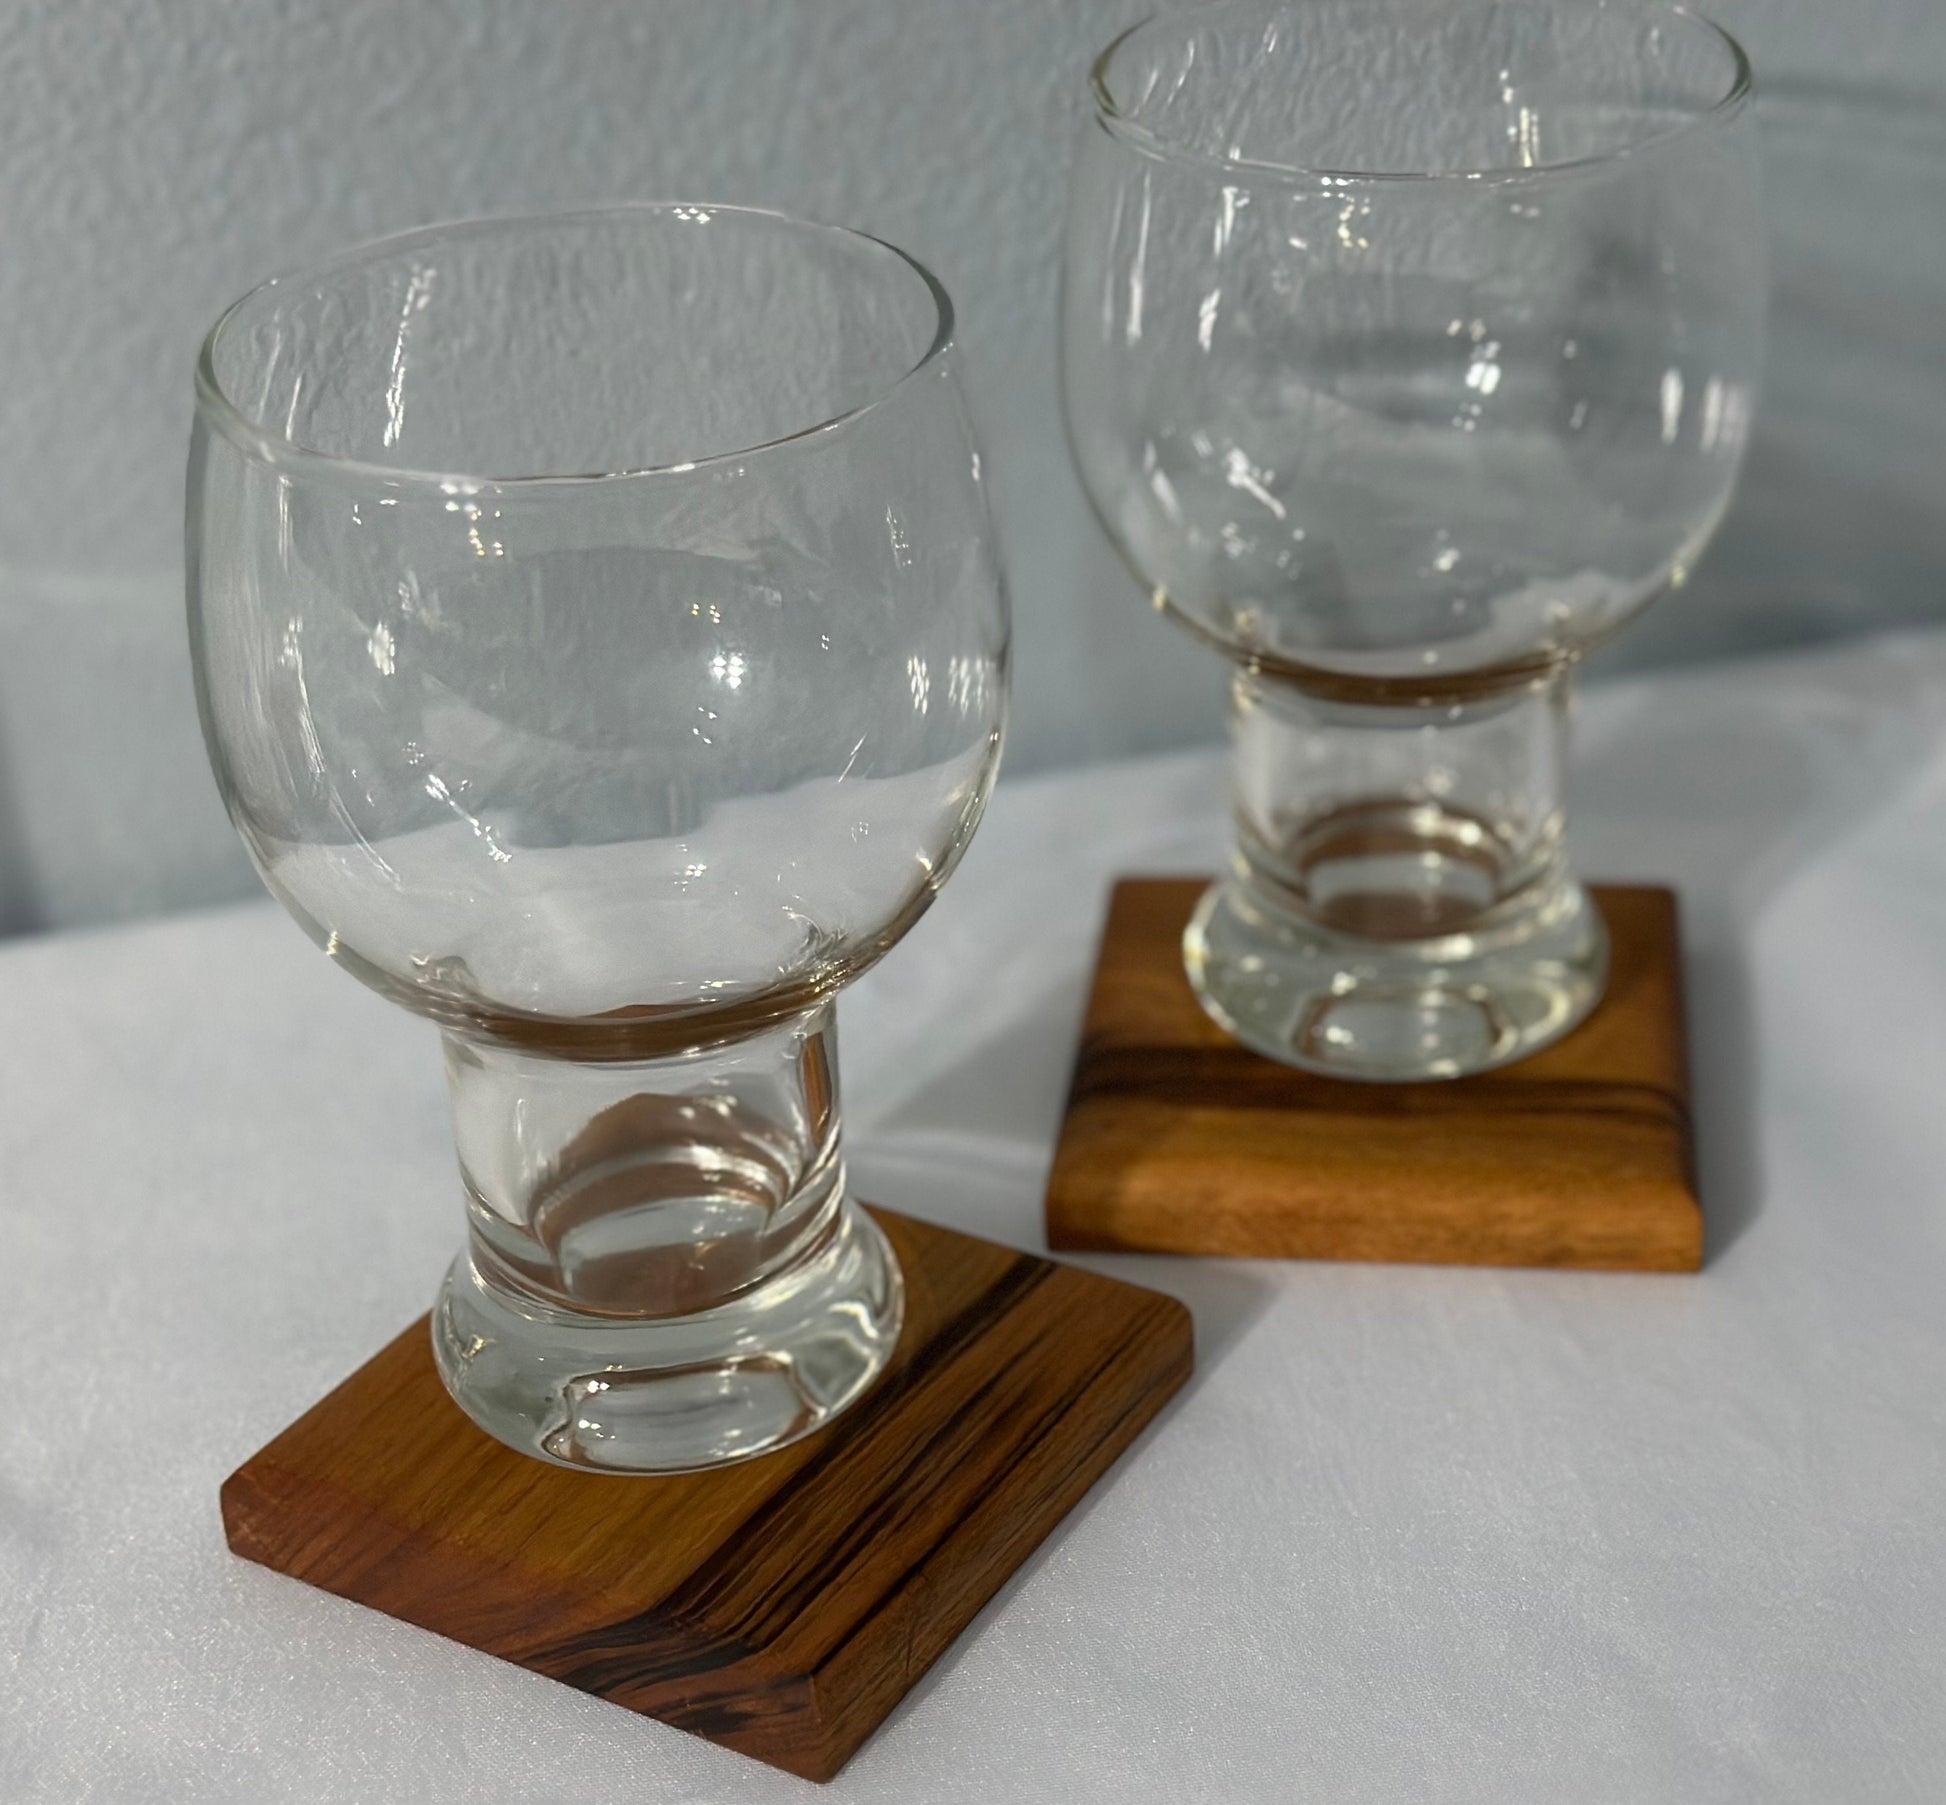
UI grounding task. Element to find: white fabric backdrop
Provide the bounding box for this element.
[3,631,1945,1801]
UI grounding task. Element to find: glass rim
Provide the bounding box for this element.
[1088,0,1754,189]
[193,201,958,493]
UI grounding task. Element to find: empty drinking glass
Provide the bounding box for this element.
[1063,0,1763,1078]
[190,206,1008,1469]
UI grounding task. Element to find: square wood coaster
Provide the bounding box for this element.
[1045,880,1700,1272]
[222,1207,1192,1782]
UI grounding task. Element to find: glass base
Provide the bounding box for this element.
[431,1198,903,1474]
[1183,874,1609,1081]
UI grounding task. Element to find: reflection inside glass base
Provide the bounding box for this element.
[1184,831,1608,1082]
[433,1200,903,1473]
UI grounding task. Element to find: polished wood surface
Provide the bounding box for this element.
[222,1207,1193,1782]
[1045,881,1701,1272]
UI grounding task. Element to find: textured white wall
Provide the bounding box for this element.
[1,0,1943,931]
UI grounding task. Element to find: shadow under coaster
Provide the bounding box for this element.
[1045,879,1702,1272]
[222,1207,1193,1782]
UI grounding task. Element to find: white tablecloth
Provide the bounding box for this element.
[5,633,1945,1803]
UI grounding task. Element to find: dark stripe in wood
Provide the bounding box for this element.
[220,1208,1191,1783]
[1045,878,1703,1272]
[813,1295,1177,1672]
[1069,1043,1693,1129]
[591,1254,1056,1647]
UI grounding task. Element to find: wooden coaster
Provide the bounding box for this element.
[222,1207,1192,1782]
[1045,880,1700,1272]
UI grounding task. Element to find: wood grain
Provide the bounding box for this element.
[1045,880,1701,1272]
[222,1207,1193,1782]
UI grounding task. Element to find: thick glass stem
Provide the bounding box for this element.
[448,1008,846,1318]
[432,1003,902,1471]
[1185,665,1607,1079]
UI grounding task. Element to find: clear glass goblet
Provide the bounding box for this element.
[1062,0,1763,1079]
[188,206,1008,1471]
